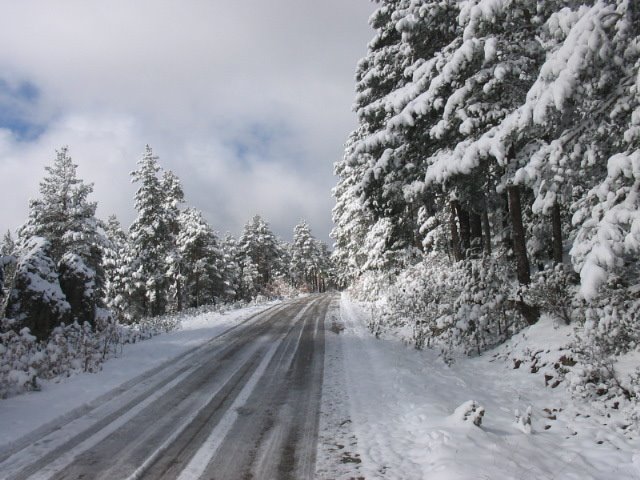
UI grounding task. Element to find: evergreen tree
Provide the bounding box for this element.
[176,208,224,308]
[239,257,260,300]
[129,145,184,316]
[16,147,104,326]
[162,170,186,311]
[331,131,376,281]
[102,215,135,323]
[5,237,70,340]
[290,221,320,291]
[220,233,242,301]
[1,230,16,256]
[0,231,15,305]
[237,215,281,292]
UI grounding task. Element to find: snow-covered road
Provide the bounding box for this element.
[0,295,330,480]
[2,293,639,479]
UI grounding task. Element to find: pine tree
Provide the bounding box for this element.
[0,231,15,303]
[176,208,224,308]
[103,215,135,322]
[162,170,186,311]
[331,131,377,281]
[129,145,184,316]
[16,147,104,327]
[237,215,281,292]
[290,221,321,291]
[5,238,70,340]
[240,257,260,300]
[220,233,242,301]
[1,230,16,256]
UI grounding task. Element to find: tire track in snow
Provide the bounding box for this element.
[0,300,300,480]
[200,294,330,480]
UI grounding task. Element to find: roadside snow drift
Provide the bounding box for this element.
[0,303,275,449]
[319,293,640,480]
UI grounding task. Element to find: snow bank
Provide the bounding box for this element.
[333,293,640,479]
[0,302,276,448]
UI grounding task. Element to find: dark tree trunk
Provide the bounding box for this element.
[194,275,200,308]
[502,192,511,252]
[449,201,463,262]
[481,205,492,256]
[141,293,148,318]
[508,185,539,325]
[507,185,530,285]
[469,212,483,257]
[154,285,165,317]
[455,202,471,254]
[176,277,183,311]
[552,201,563,265]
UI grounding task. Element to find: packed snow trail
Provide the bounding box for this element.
[0,295,330,480]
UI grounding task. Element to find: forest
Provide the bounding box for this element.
[331,0,639,415]
[1,0,638,440]
[0,145,333,397]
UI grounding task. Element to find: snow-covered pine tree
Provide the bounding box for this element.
[16,147,104,327]
[278,239,293,286]
[290,221,321,291]
[239,257,260,300]
[1,232,17,308]
[331,131,377,282]
[129,145,184,317]
[176,208,224,308]
[336,0,431,274]
[0,252,4,304]
[315,240,333,292]
[237,215,281,293]
[102,215,135,323]
[161,170,186,312]
[220,233,242,301]
[5,237,70,340]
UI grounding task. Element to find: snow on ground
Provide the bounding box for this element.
[321,292,640,480]
[0,302,277,450]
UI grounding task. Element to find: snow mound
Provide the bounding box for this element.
[449,400,485,427]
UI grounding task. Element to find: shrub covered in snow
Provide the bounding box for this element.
[353,256,528,357]
[0,307,183,399]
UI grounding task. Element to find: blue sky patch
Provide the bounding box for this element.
[225,121,301,169]
[0,79,45,141]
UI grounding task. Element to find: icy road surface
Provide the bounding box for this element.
[0,295,330,480]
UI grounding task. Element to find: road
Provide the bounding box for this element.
[0,294,331,480]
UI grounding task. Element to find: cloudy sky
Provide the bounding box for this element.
[0,0,375,243]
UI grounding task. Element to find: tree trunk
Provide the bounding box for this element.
[194,274,201,308]
[481,205,492,256]
[508,185,539,325]
[454,202,471,254]
[449,201,463,262]
[501,192,511,252]
[469,212,483,257]
[552,201,563,265]
[507,185,530,285]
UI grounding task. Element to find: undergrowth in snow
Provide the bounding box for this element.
[0,300,277,448]
[0,298,269,399]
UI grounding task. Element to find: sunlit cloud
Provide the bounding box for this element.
[0,0,375,242]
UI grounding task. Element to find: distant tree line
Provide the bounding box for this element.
[0,145,334,342]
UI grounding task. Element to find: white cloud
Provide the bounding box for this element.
[0,0,375,242]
